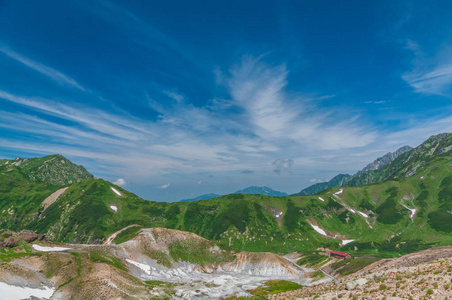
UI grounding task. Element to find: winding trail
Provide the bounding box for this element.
[103,224,141,245]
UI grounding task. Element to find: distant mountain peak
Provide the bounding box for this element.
[234,186,288,197]
[179,193,222,203]
[1,154,93,186]
[357,145,413,175]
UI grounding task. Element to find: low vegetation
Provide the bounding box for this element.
[168,238,235,266]
[331,257,381,276]
[249,280,303,296]
[113,226,142,244]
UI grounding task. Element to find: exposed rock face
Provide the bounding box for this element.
[2,154,93,186]
[358,145,413,174]
[0,229,46,248]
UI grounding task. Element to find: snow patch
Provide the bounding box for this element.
[110,205,118,212]
[126,259,151,275]
[32,244,72,252]
[310,224,327,236]
[334,189,343,195]
[0,281,54,300]
[318,197,325,202]
[403,206,417,219]
[111,187,122,196]
[358,211,368,218]
[342,239,355,246]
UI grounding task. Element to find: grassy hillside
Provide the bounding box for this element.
[1,135,452,254]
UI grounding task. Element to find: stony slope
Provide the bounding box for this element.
[270,246,452,299]
[0,227,307,299]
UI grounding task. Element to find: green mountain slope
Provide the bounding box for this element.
[295,145,412,196]
[0,154,93,186]
[233,186,288,197]
[346,133,452,186]
[180,193,222,202]
[294,174,352,196]
[2,134,452,255]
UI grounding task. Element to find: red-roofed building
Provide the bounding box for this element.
[326,250,351,259]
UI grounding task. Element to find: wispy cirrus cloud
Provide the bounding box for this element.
[0,55,379,183]
[227,56,376,150]
[402,40,452,95]
[0,47,86,91]
[4,54,448,201]
[403,64,452,95]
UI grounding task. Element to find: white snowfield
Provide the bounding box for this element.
[32,244,72,252]
[342,239,355,246]
[402,204,417,220]
[0,281,54,300]
[318,197,325,202]
[111,187,122,196]
[334,189,343,195]
[310,224,327,236]
[126,259,151,275]
[110,205,118,212]
[358,211,368,218]
[408,208,417,219]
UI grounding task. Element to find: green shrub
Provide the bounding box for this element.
[113,226,142,244]
[249,280,303,296]
[376,187,403,224]
[428,210,452,233]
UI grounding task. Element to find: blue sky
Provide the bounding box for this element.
[1,0,452,201]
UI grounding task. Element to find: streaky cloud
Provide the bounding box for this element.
[0,47,86,91]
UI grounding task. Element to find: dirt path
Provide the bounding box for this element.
[103,225,141,245]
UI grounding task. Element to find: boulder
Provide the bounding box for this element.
[345,278,368,290]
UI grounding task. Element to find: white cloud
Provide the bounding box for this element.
[164,91,184,103]
[0,55,379,185]
[272,159,294,174]
[227,56,376,150]
[402,40,452,95]
[0,47,86,91]
[309,178,325,183]
[158,183,171,189]
[113,178,126,186]
[403,64,452,95]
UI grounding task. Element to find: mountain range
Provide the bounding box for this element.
[182,144,414,201]
[1,133,452,251]
[2,133,452,298]
[294,144,413,195]
[180,186,288,202]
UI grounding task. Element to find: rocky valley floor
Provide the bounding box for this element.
[268,246,452,300]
